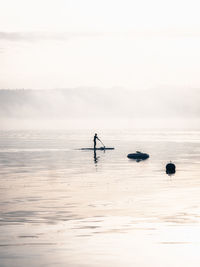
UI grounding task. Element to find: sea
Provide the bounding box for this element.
[0,129,200,267]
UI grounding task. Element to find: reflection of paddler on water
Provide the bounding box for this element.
[93,133,105,150]
[94,149,99,164]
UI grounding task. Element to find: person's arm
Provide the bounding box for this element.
[98,137,105,147]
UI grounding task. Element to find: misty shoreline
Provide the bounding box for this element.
[0,88,199,130]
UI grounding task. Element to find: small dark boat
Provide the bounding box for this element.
[166,162,176,174]
[127,151,149,160]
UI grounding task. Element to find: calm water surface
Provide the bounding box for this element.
[0,130,200,267]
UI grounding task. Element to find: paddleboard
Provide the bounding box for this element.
[80,147,115,151]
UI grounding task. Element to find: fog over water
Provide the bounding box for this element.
[0,88,200,130]
[1,0,200,266]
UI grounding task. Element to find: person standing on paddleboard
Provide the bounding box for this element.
[93,133,103,150]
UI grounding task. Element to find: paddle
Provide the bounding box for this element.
[98,138,105,148]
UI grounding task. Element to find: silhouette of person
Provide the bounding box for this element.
[93,133,100,150]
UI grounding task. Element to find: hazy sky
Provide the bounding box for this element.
[1,0,200,89]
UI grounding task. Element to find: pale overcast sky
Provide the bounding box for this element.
[1,0,200,89]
